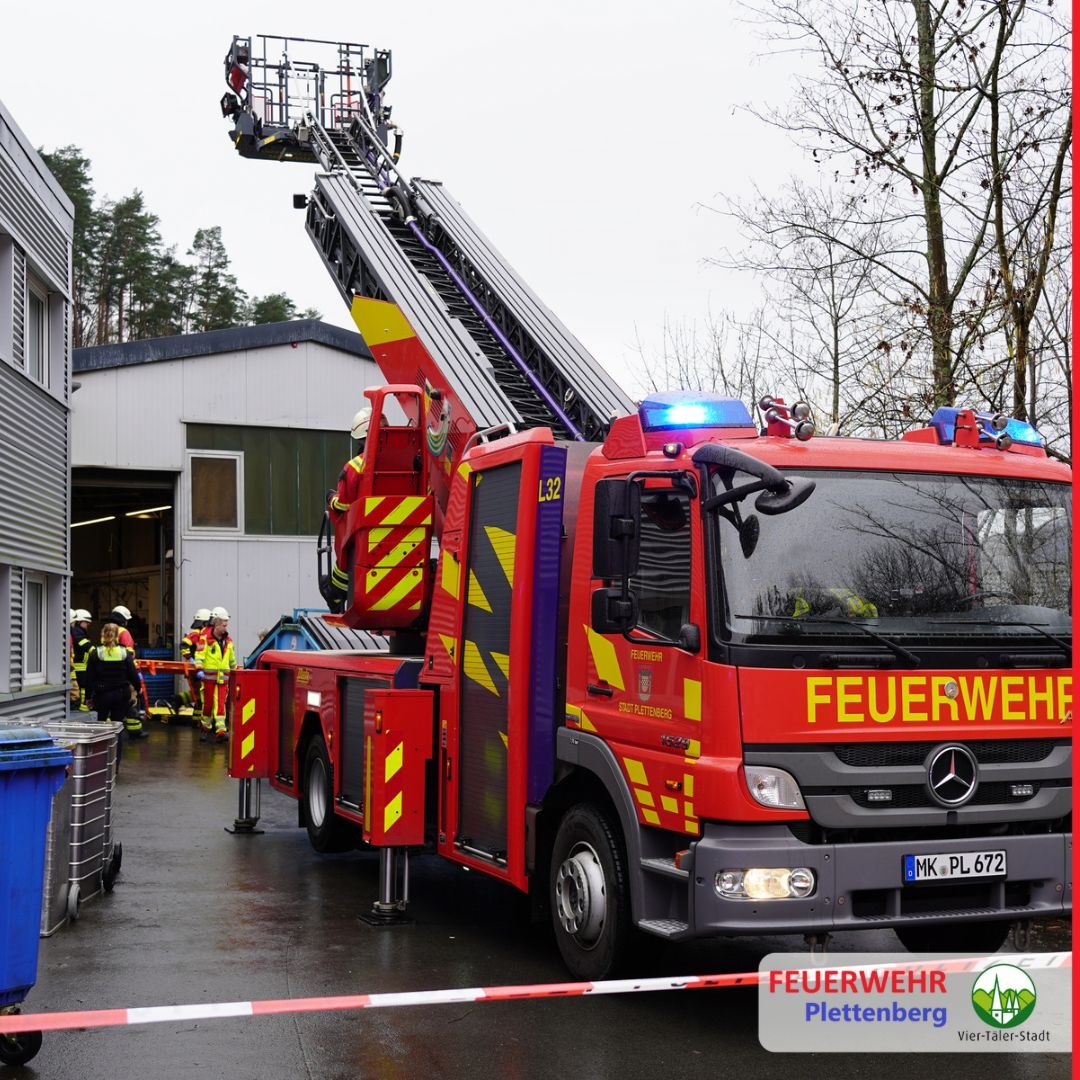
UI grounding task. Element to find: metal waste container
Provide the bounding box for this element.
[38,720,123,936]
[0,724,71,1066]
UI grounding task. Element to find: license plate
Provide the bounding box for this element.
[903,850,1007,883]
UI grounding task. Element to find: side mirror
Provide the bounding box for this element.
[754,477,815,516]
[591,586,638,634]
[678,623,701,653]
[592,479,641,578]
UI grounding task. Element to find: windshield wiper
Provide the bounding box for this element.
[733,614,920,667]
[927,619,1072,659]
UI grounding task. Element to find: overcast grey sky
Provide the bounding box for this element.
[1,2,795,395]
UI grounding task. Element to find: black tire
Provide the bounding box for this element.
[894,920,1011,954]
[550,804,630,980]
[103,841,122,892]
[303,736,355,853]
[0,1014,43,1066]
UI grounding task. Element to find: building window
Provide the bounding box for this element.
[25,276,48,386]
[188,452,243,531]
[23,571,46,686]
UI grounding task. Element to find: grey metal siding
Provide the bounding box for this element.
[11,245,23,368]
[0,363,68,571]
[0,133,70,290]
[0,691,67,724]
[6,567,20,690]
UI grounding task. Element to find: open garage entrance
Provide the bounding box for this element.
[71,468,177,651]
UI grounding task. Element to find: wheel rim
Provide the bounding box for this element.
[554,841,606,947]
[308,756,328,827]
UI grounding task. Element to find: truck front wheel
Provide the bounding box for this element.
[303,735,355,853]
[550,804,629,980]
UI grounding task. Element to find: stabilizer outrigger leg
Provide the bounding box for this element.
[360,847,413,926]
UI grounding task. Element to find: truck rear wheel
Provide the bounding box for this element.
[303,735,355,853]
[550,804,629,980]
[894,920,1011,954]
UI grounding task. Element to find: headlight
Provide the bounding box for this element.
[715,867,816,900]
[744,766,805,809]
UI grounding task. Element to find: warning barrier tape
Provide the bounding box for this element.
[1,952,1068,1035]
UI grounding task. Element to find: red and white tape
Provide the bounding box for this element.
[1,952,1069,1035]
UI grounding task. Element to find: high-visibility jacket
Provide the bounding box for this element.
[86,645,140,696]
[328,454,365,520]
[70,626,92,674]
[793,588,878,619]
[181,626,206,662]
[197,631,236,681]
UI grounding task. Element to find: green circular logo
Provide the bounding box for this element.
[971,963,1037,1028]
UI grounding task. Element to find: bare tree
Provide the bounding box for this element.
[739,0,1067,412]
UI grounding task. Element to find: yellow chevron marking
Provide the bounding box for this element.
[242,698,255,725]
[383,791,403,833]
[366,568,423,611]
[565,703,582,726]
[438,633,457,659]
[468,570,492,612]
[499,730,508,749]
[385,741,403,782]
[462,640,499,696]
[368,527,391,551]
[381,497,426,526]
[364,496,386,516]
[685,740,701,760]
[241,732,255,760]
[684,678,702,722]
[683,773,695,798]
[350,296,417,345]
[623,758,648,786]
[584,626,625,690]
[579,711,598,733]
[642,808,661,826]
[634,787,654,807]
[371,529,427,563]
[491,651,510,680]
[441,551,461,600]
[458,461,473,481]
[684,819,700,835]
[484,526,516,587]
[684,801,695,818]
[661,795,678,814]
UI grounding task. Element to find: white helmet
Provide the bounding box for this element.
[69,608,76,624]
[74,609,92,623]
[210,606,230,621]
[112,605,132,622]
[194,608,211,622]
[351,408,371,442]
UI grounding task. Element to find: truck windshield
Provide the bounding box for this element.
[711,469,1071,645]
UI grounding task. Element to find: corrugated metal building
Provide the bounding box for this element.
[0,99,75,724]
[71,321,379,660]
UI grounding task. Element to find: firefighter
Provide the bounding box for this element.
[195,606,236,742]
[69,608,94,712]
[105,605,147,737]
[325,408,371,613]
[181,608,211,724]
[87,622,146,738]
[793,587,878,619]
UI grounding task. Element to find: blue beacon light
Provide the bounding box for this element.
[639,392,754,431]
[929,407,1045,448]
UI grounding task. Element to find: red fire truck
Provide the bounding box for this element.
[222,35,1071,978]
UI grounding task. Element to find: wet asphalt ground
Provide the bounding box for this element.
[8,722,1071,1080]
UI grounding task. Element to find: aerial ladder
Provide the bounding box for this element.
[221,34,633,635]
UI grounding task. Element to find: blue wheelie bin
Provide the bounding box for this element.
[0,725,71,1067]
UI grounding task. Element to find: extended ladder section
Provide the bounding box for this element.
[222,34,633,460]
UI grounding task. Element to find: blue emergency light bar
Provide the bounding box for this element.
[639,392,754,432]
[929,407,1045,448]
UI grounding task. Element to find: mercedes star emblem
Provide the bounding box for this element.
[925,743,979,808]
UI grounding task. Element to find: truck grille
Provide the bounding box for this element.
[835,740,1059,767]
